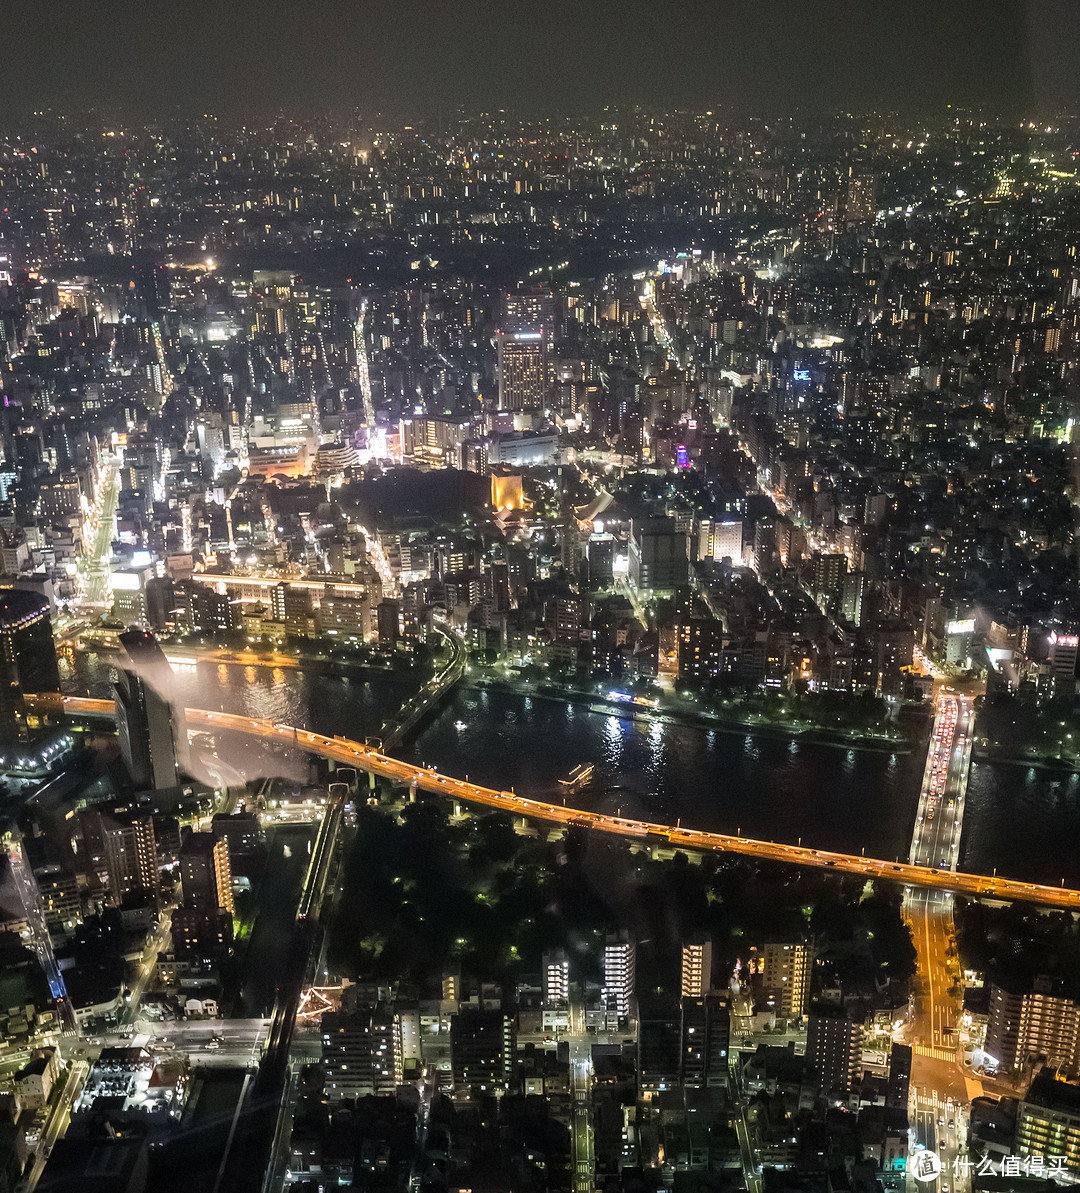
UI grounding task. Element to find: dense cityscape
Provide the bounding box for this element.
[0,65,1079,1193]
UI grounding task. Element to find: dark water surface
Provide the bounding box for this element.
[63,654,1080,886]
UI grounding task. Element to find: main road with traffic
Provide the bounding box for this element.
[905,693,980,1190]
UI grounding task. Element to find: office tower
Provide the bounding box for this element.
[543,950,570,1004]
[628,517,689,594]
[495,331,549,412]
[501,291,557,340]
[679,995,730,1088]
[113,630,180,791]
[101,811,158,903]
[697,518,743,564]
[461,438,488,475]
[1049,632,1080,684]
[807,1006,864,1098]
[134,262,170,320]
[321,1004,399,1101]
[762,942,811,1021]
[179,832,234,916]
[0,589,61,741]
[602,930,636,1020]
[450,1008,516,1096]
[886,1043,911,1110]
[681,937,713,998]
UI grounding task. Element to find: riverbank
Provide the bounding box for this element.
[75,642,415,682]
[972,744,1080,775]
[467,675,918,756]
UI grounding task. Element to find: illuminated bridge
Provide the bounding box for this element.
[36,694,1080,912]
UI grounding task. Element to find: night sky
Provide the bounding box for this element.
[3,0,1077,121]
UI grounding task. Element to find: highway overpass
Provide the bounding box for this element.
[35,693,1080,912]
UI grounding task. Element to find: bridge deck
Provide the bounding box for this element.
[40,694,1080,912]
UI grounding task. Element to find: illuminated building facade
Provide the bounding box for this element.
[681,938,713,998]
[762,942,811,1020]
[490,471,524,512]
[495,331,549,412]
[0,589,61,741]
[602,930,636,1021]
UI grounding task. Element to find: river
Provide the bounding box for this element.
[61,652,1080,888]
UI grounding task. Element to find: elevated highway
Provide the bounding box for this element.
[38,693,1080,912]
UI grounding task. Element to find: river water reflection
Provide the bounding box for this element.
[62,654,1080,887]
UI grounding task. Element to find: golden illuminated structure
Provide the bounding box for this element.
[490,472,524,512]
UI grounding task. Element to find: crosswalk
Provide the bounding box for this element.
[914,1044,955,1061]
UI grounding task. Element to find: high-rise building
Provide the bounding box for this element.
[321,1005,399,1101]
[101,811,158,904]
[179,833,234,916]
[638,997,681,1093]
[1016,1071,1080,1178]
[681,937,713,998]
[171,906,232,957]
[495,331,550,412]
[679,995,730,1088]
[376,599,400,650]
[807,1006,864,1098]
[886,1043,911,1110]
[0,589,61,741]
[985,980,1080,1076]
[34,865,81,932]
[841,571,867,627]
[628,518,689,594]
[677,620,727,682]
[113,630,180,792]
[501,291,557,340]
[811,553,847,603]
[602,930,636,1021]
[1049,633,1080,684]
[450,1008,515,1096]
[697,519,743,564]
[762,942,811,1021]
[542,950,570,1004]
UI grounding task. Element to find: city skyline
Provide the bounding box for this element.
[1,32,1080,1186]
